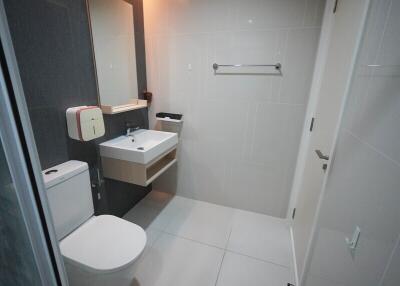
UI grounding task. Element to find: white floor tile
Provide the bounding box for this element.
[163,198,235,248]
[133,233,224,286]
[144,227,163,248]
[130,227,163,273]
[227,209,291,267]
[123,191,176,231]
[141,191,174,209]
[304,274,346,286]
[123,202,169,230]
[123,207,164,261]
[216,251,290,286]
[124,192,295,286]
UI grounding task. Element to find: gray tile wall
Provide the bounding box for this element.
[0,142,42,286]
[3,0,150,217]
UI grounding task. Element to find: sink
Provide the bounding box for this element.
[99,129,178,164]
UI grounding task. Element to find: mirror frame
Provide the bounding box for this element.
[85,0,147,114]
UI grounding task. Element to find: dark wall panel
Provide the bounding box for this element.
[3,0,149,216]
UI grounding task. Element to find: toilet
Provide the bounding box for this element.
[42,160,146,286]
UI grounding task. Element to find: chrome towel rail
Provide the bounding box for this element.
[212,63,282,71]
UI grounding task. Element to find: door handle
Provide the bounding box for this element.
[315,149,329,160]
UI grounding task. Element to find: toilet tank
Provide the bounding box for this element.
[42,160,94,240]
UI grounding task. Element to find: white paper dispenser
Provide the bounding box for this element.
[66,106,105,141]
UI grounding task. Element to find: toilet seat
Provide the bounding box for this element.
[60,215,146,274]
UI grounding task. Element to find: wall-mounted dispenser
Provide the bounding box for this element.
[66,106,105,141]
[156,112,183,136]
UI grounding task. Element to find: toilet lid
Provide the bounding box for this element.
[60,215,146,273]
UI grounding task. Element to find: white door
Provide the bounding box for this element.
[292,0,371,282]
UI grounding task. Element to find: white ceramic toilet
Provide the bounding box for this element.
[42,160,146,286]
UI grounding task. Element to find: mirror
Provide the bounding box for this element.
[88,0,142,112]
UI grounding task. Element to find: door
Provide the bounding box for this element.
[292,0,371,282]
[0,61,59,285]
[0,138,46,285]
[0,2,66,283]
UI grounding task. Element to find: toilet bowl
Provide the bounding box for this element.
[43,160,146,286]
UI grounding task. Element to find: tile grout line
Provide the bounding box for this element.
[161,225,291,270]
[213,224,233,286]
[225,249,291,270]
[224,226,233,250]
[154,228,229,286]
[214,250,227,286]
[344,128,400,169]
[160,229,227,251]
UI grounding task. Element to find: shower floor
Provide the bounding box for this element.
[123,191,295,286]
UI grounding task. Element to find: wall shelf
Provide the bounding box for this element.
[101,99,147,114]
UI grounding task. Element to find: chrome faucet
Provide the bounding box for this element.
[126,125,140,136]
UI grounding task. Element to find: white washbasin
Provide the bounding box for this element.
[99,129,178,164]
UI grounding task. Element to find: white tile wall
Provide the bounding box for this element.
[304,0,400,284]
[144,0,325,216]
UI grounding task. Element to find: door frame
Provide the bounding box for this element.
[0,1,68,284]
[287,0,372,284]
